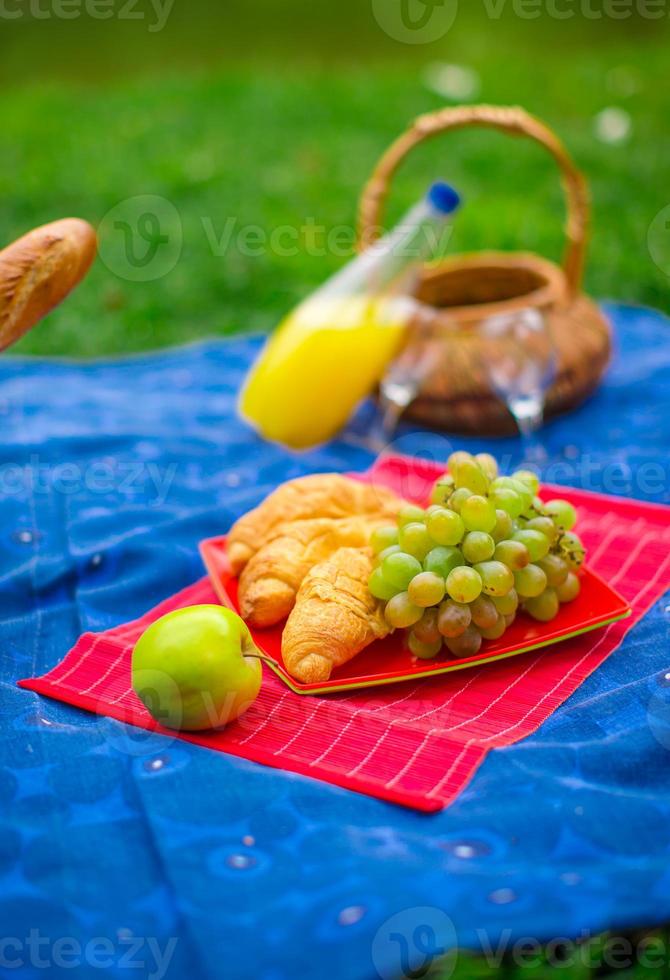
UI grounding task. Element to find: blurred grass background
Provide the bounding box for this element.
[0,0,668,358]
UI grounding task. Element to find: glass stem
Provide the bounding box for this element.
[373,381,416,450]
[509,396,546,465]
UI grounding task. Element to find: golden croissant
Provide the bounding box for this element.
[281,547,390,684]
[227,473,400,575]
[238,515,390,628]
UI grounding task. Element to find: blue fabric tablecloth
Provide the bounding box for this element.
[1,304,670,980]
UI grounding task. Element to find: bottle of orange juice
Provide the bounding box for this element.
[240,182,461,450]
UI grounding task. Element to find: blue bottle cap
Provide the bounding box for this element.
[427,181,461,216]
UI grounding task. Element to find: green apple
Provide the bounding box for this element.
[132,605,263,731]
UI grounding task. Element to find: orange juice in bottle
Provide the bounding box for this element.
[241,182,460,449]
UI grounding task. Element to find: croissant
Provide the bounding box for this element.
[228,473,401,575]
[238,515,389,628]
[281,547,390,684]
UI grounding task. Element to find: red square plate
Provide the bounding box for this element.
[199,458,631,695]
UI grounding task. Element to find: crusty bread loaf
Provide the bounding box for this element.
[0,218,97,351]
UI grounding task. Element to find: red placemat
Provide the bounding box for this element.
[19,456,670,812]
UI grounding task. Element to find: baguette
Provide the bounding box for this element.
[0,218,97,350]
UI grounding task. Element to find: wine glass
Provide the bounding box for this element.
[480,307,557,462]
[362,303,438,454]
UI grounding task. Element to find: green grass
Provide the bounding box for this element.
[430,927,669,978]
[1,7,669,358]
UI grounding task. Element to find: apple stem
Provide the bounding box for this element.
[245,650,276,668]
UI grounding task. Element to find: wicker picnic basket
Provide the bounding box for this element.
[358,105,611,435]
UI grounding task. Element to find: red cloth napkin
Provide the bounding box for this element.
[20,458,670,812]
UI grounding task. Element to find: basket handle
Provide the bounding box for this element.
[358,105,589,299]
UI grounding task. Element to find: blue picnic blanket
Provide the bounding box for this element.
[1,304,670,980]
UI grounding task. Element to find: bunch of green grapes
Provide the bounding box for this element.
[368,451,586,660]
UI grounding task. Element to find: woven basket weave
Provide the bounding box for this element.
[358,105,611,435]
